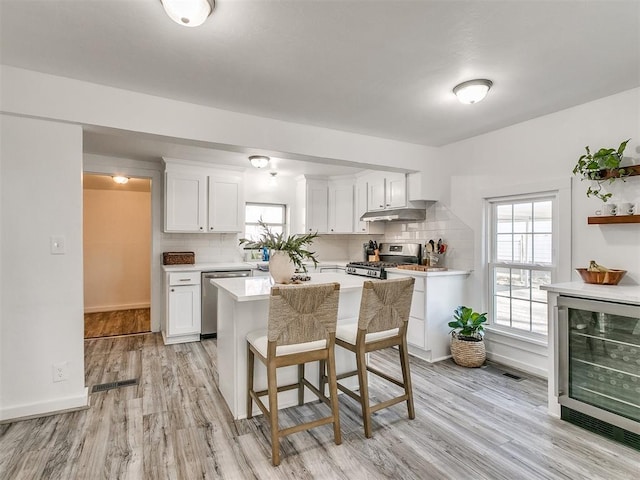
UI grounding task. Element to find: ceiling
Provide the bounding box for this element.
[1,1,639,170]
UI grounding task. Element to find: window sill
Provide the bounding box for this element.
[484,326,548,348]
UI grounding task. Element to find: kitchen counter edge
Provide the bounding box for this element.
[541,281,640,305]
[385,268,472,277]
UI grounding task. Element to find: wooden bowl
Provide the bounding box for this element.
[576,268,626,285]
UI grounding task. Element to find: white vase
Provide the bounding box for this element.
[269,250,296,284]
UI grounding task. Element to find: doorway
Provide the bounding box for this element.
[83,173,152,338]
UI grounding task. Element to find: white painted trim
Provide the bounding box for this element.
[84,303,150,314]
[0,388,89,422]
[484,326,548,348]
[83,154,163,333]
[485,329,548,356]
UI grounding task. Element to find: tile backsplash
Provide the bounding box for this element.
[160,203,473,270]
[383,203,474,271]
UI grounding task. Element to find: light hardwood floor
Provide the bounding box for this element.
[84,308,151,338]
[1,333,639,479]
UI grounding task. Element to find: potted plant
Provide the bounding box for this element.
[572,138,636,202]
[239,220,319,283]
[448,306,487,368]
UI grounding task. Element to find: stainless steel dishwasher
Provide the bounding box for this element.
[201,270,251,339]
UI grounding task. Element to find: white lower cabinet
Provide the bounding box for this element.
[163,271,201,344]
[387,271,468,362]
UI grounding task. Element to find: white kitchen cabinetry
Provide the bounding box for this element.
[207,175,244,232]
[354,178,384,234]
[387,270,469,362]
[164,159,244,233]
[367,172,407,211]
[295,176,328,234]
[165,172,207,232]
[327,180,354,233]
[163,271,201,345]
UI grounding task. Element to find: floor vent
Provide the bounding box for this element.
[562,406,640,452]
[502,372,523,381]
[92,378,139,393]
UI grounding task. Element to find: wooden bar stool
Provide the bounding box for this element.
[246,282,342,466]
[321,277,415,438]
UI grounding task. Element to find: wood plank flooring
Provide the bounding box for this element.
[84,308,150,338]
[1,333,639,479]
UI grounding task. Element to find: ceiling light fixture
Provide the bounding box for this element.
[249,155,270,169]
[453,79,493,104]
[112,176,129,185]
[160,0,214,27]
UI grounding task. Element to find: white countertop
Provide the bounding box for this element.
[211,272,371,302]
[162,262,253,273]
[385,267,471,277]
[163,260,350,273]
[541,281,640,305]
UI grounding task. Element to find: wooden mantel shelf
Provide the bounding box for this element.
[588,215,640,224]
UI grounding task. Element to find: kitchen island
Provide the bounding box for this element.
[212,273,368,419]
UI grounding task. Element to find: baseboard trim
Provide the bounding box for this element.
[84,303,150,314]
[0,387,89,423]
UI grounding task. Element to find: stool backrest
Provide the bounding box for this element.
[357,277,415,334]
[268,282,340,346]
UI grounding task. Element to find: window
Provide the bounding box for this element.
[488,194,556,336]
[244,203,286,240]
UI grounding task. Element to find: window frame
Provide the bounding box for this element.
[486,191,559,339]
[244,202,287,240]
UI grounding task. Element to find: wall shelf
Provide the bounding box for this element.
[588,215,640,225]
[597,164,640,180]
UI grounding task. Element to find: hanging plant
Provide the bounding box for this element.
[572,139,631,202]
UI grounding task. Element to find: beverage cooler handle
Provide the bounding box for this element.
[554,305,568,398]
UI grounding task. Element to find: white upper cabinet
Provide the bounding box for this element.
[165,172,208,232]
[355,177,384,234]
[207,175,244,232]
[164,159,244,233]
[385,173,407,208]
[327,180,354,233]
[367,172,407,211]
[295,176,328,234]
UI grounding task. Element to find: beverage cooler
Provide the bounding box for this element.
[556,296,640,449]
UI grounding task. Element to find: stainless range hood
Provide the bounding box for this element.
[360,208,426,222]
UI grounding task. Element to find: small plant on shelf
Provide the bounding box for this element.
[572,138,631,202]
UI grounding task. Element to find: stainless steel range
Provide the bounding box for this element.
[346,243,421,279]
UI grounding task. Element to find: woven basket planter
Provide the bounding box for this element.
[450,334,486,368]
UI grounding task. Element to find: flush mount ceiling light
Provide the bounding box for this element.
[160,0,214,27]
[112,176,129,185]
[249,155,270,169]
[453,79,493,104]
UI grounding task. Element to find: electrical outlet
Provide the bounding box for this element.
[52,361,69,382]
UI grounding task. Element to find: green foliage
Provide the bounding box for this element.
[238,219,319,272]
[448,306,487,341]
[572,139,630,202]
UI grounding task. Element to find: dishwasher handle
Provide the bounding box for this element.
[203,270,251,279]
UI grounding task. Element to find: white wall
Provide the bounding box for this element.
[439,87,640,377]
[1,65,439,172]
[0,115,87,420]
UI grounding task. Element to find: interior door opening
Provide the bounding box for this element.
[83,173,152,338]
